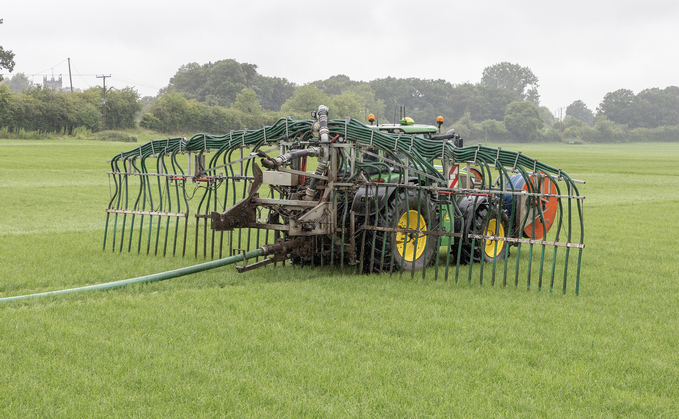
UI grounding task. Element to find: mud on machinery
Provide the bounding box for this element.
[104,105,585,293]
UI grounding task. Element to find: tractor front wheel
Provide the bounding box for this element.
[478,207,510,263]
[389,190,439,271]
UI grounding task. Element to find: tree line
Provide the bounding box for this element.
[0,84,141,134]
[157,61,536,127]
[1,56,678,144]
[137,59,679,143]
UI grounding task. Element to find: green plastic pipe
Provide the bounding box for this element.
[0,248,265,304]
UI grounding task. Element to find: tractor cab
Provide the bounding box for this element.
[367,113,442,139]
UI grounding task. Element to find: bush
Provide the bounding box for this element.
[77,103,102,132]
[0,86,141,134]
[504,101,544,141]
[93,130,137,143]
[540,127,563,143]
[71,126,93,139]
[629,125,679,142]
[139,113,162,131]
[0,126,50,139]
[450,116,517,143]
[478,119,513,142]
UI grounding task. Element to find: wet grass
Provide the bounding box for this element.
[1,139,678,417]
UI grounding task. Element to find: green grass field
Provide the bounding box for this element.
[1,139,678,417]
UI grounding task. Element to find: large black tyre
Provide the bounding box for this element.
[389,189,439,271]
[476,205,510,263]
[357,213,392,273]
[454,199,510,264]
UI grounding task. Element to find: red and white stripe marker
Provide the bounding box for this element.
[448,164,459,189]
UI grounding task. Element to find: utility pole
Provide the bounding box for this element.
[96,75,111,130]
[68,58,73,93]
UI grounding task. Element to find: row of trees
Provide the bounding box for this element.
[0,84,141,133]
[596,87,679,129]
[2,52,678,143]
[139,90,280,134]
[562,87,679,131]
[157,59,679,143]
[143,64,545,141]
[161,61,539,127]
[1,15,140,134]
[455,107,679,144]
[161,60,295,111]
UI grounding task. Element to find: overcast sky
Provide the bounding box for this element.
[3,0,678,117]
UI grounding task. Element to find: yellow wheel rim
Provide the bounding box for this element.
[484,219,505,258]
[396,210,428,262]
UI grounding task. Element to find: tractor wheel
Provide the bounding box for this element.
[356,210,393,273]
[476,206,510,263]
[389,189,439,271]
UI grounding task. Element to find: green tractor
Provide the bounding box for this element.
[104,105,585,293]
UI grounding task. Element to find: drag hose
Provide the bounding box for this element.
[0,248,265,303]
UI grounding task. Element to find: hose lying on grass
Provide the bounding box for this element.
[0,247,266,304]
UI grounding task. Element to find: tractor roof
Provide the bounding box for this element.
[369,117,439,136]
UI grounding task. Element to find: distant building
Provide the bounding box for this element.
[43,75,62,90]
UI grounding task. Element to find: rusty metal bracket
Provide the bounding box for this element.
[234,237,307,273]
[211,163,263,231]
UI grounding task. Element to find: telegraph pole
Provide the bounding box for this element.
[96,75,111,129]
[68,58,73,93]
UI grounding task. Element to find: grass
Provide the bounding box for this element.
[1,139,678,417]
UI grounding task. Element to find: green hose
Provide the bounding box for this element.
[0,248,265,304]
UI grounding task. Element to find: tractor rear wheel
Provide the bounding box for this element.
[389,190,439,271]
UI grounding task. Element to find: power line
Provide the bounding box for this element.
[8,72,99,77]
[6,57,163,94]
[111,75,162,90]
[34,58,69,76]
[69,62,92,89]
